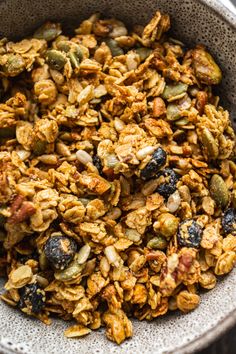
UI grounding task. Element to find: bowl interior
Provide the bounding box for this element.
[0,0,236,353]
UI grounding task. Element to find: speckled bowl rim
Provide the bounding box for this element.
[169,1,236,352]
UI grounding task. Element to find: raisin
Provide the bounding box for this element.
[177,219,203,248]
[19,283,45,314]
[156,168,179,198]
[222,208,236,235]
[140,147,167,180]
[44,235,77,270]
[93,155,103,175]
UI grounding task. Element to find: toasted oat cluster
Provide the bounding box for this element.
[0,11,236,344]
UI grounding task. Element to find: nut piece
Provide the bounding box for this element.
[7,265,33,289]
[154,213,179,238]
[34,79,57,105]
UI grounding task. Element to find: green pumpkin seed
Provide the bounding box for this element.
[147,235,168,250]
[166,103,182,121]
[125,229,141,242]
[32,140,47,156]
[34,22,62,41]
[201,128,219,160]
[3,54,25,77]
[78,198,91,206]
[162,82,188,101]
[135,47,152,61]
[54,259,84,281]
[105,39,124,57]
[68,52,80,69]
[192,48,222,85]
[210,174,229,208]
[0,126,16,138]
[46,49,66,71]
[57,40,71,53]
[174,117,189,126]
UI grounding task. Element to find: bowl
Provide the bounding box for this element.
[0,0,236,353]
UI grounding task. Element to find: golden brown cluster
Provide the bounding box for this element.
[0,11,235,344]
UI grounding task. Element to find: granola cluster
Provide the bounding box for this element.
[0,11,236,344]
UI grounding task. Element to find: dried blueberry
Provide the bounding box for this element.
[177,219,203,248]
[156,168,179,199]
[140,147,167,180]
[19,283,45,314]
[93,155,103,175]
[44,235,77,270]
[222,208,236,235]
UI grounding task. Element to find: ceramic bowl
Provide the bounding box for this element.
[0,1,236,353]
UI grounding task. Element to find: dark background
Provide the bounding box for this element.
[197,324,235,354]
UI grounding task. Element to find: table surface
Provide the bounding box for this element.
[198,1,236,353]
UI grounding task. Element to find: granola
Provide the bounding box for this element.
[0,11,236,345]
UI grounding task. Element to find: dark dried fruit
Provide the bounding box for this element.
[140,147,167,180]
[177,219,203,248]
[19,283,45,314]
[44,235,77,270]
[156,168,179,198]
[93,155,103,174]
[222,208,236,235]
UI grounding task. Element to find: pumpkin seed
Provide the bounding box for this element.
[147,235,168,250]
[162,82,188,101]
[57,40,71,53]
[125,229,141,242]
[74,45,84,62]
[201,128,219,160]
[192,47,222,85]
[32,140,47,156]
[46,50,66,71]
[166,103,182,121]
[78,198,91,206]
[54,258,84,282]
[210,174,229,208]
[135,47,152,61]
[174,117,189,126]
[34,22,61,41]
[105,39,124,57]
[3,54,25,77]
[68,52,80,68]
